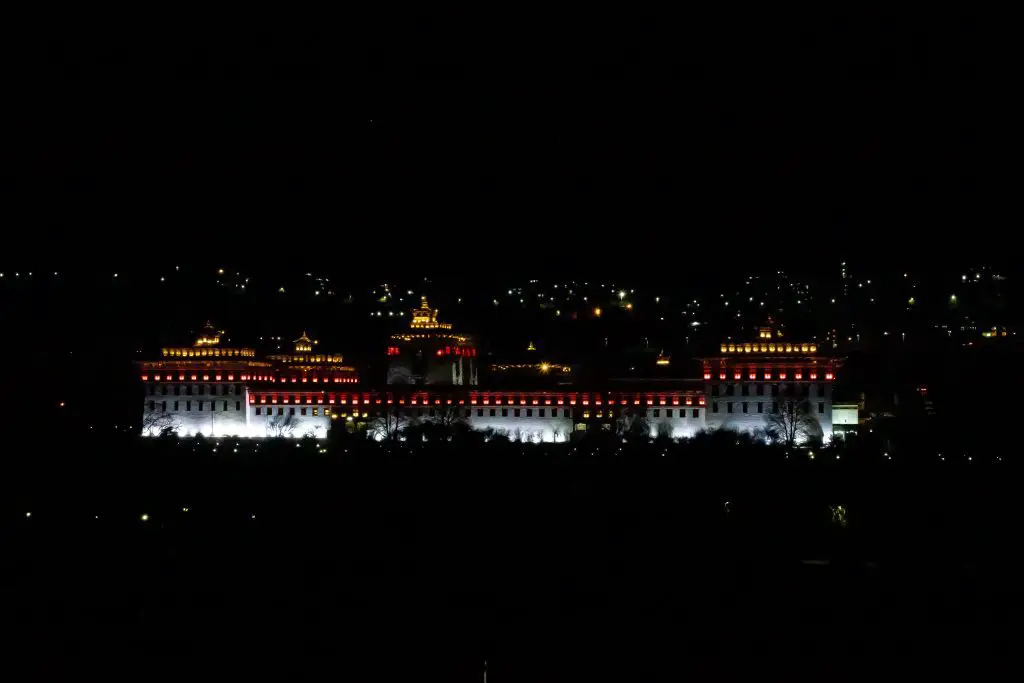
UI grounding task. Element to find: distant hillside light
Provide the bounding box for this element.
[618,290,626,300]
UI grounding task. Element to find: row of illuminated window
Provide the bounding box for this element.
[144,374,357,383]
[711,401,827,414]
[433,347,477,357]
[711,384,827,397]
[255,407,326,417]
[148,400,242,412]
[703,371,834,381]
[582,408,701,419]
[148,384,243,396]
[161,348,255,358]
[719,343,818,354]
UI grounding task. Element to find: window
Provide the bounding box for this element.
[653,409,660,417]
[477,409,484,417]
[772,401,779,413]
[290,407,296,415]
[756,384,764,396]
[278,407,284,416]
[742,402,748,413]
[213,385,219,396]
[313,408,319,416]
[817,384,825,397]
[725,384,734,396]
[712,385,720,397]
[501,408,508,417]
[200,385,207,395]
[514,409,521,417]
[162,385,168,395]
[198,401,203,411]
[526,409,532,417]
[666,409,673,418]
[771,384,779,397]
[301,407,307,416]
[186,385,193,395]
[236,401,241,411]
[712,401,719,413]
[691,409,699,418]
[186,401,192,411]
[818,402,825,414]
[757,402,763,414]
[256,407,262,415]
[727,402,733,413]
[538,409,545,417]
[563,409,570,418]
[223,401,228,411]
[148,400,155,411]
[490,409,496,417]
[174,401,179,411]
[741,385,749,397]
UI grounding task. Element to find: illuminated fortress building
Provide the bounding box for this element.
[139,316,845,443]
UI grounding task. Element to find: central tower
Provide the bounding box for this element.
[386,296,478,385]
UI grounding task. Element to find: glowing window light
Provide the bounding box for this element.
[672,398,680,405]
[398,399,405,404]
[749,372,756,380]
[698,397,706,406]
[141,375,149,381]
[318,398,324,404]
[719,373,726,380]
[795,372,803,380]
[703,372,711,380]
[545,399,552,405]
[581,400,589,406]
[301,377,307,383]
[203,375,210,381]
[227,374,234,381]
[809,372,818,380]
[283,397,289,404]
[495,398,502,405]
[445,399,452,405]
[179,374,185,380]
[271,396,278,404]
[686,398,694,406]
[764,371,772,380]
[249,396,255,403]
[532,399,539,405]
[436,399,442,405]
[312,377,318,383]
[659,399,666,405]
[825,372,834,380]
[569,399,576,405]
[329,397,335,404]
[634,399,640,405]
[734,372,742,380]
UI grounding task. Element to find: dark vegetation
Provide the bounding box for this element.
[3,423,1020,678]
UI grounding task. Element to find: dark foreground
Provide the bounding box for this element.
[3,438,1021,680]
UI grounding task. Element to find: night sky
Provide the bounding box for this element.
[1,16,995,276]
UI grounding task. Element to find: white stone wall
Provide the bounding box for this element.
[466,406,575,442]
[643,406,707,439]
[141,382,329,439]
[704,381,833,442]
